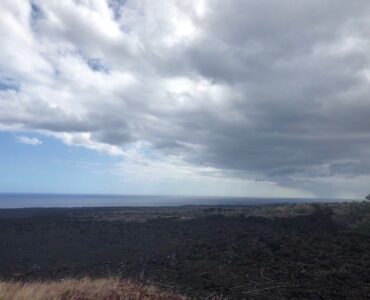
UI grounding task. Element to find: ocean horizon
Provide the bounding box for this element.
[0,193,355,209]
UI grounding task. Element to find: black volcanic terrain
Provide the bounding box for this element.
[1,203,370,299]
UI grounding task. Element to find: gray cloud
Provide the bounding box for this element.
[1,0,370,197]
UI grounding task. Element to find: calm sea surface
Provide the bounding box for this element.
[0,194,349,208]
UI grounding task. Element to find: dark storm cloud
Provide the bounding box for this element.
[152,0,370,185]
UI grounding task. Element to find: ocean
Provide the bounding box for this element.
[0,193,347,208]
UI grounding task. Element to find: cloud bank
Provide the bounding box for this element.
[1,0,370,198]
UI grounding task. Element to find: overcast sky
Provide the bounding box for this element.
[1,0,370,199]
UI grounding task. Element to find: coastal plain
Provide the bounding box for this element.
[1,202,370,299]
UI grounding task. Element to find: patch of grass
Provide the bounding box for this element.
[0,277,187,300]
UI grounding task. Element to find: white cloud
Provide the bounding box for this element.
[49,132,123,156]
[16,135,42,146]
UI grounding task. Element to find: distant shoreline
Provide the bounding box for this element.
[0,193,356,209]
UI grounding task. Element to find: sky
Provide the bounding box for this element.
[0,0,370,199]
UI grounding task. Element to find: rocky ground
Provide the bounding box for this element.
[0,203,370,299]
